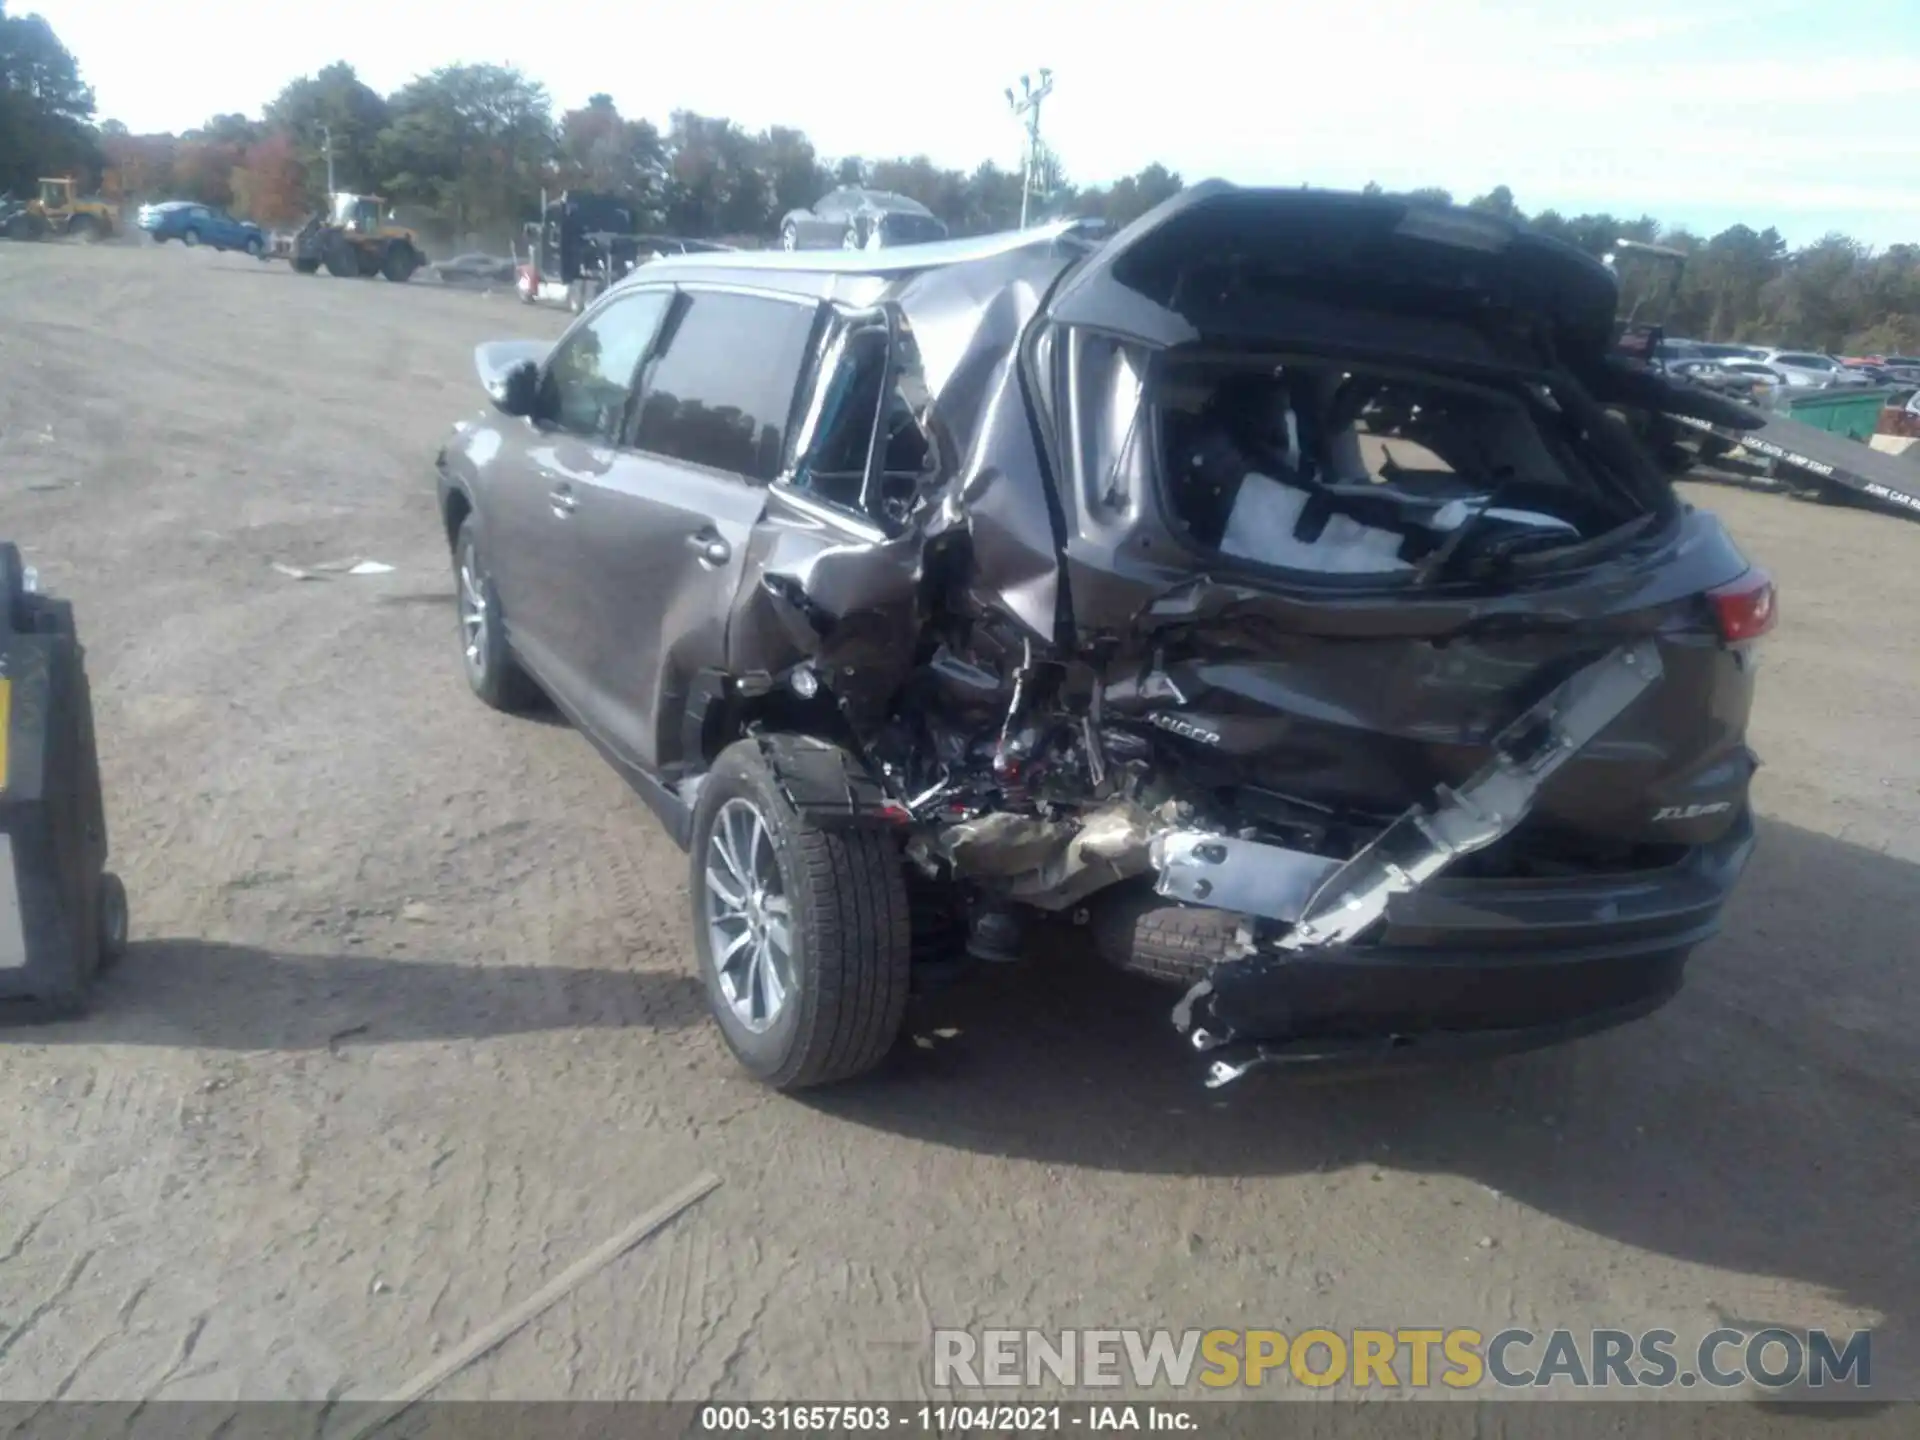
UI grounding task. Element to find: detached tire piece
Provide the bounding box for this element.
[691,739,911,1090]
[1091,886,1242,988]
[452,517,539,713]
[0,573,116,1022]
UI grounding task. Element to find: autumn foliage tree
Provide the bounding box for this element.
[229,131,310,225]
[14,12,1920,355]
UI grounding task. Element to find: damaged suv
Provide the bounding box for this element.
[436,182,1773,1090]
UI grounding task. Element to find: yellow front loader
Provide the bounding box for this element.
[276,193,426,281]
[0,178,116,243]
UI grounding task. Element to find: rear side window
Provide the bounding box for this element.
[631,291,817,481]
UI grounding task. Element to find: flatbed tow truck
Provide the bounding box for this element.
[1606,237,1920,523]
[1668,407,1920,519]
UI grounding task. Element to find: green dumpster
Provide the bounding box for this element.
[1780,387,1898,443]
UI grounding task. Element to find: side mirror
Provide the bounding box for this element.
[487,359,540,417]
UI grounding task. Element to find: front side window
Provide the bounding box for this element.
[543,287,673,440]
[630,291,818,481]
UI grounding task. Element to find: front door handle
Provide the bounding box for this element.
[686,530,731,566]
[548,481,577,519]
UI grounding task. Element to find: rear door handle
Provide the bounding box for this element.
[548,481,577,518]
[686,530,731,566]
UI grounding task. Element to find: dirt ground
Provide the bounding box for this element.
[0,241,1915,1415]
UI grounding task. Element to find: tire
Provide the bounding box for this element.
[452,517,539,712]
[780,221,799,251]
[182,227,200,248]
[381,243,416,282]
[245,234,264,259]
[0,539,28,632]
[292,257,321,275]
[150,231,168,244]
[690,739,912,1089]
[323,237,360,278]
[1091,887,1242,988]
[97,874,129,972]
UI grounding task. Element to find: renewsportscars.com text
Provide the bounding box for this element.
[933,1326,1871,1392]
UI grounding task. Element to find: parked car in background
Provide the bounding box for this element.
[429,252,520,286]
[1667,357,1781,405]
[778,188,948,251]
[1752,349,1872,388]
[138,201,268,256]
[1658,339,1759,366]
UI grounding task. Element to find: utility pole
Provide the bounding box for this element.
[1003,69,1054,229]
[319,123,336,194]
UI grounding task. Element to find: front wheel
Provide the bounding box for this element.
[781,222,799,251]
[381,242,417,282]
[690,740,911,1090]
[182,227,200,248]
[245,234,265,259]
[453,517,539,712]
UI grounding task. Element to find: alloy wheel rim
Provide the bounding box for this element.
[457,544,488,675]
[705,798,794,1033]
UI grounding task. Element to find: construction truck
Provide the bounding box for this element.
[273,193,426,281]
[514,190,643,312]
[1605,237,1688,365]
[0,178,117,243]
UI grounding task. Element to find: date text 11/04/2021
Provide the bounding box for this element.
[700,1405,1197,1431]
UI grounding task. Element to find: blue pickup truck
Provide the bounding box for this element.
[138,201,268,256]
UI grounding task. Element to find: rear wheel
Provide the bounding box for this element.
[181,226,200,248]
[453,517,539,712]
[690,739,912,1089]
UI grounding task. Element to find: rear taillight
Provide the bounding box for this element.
[1708,568,1777,642]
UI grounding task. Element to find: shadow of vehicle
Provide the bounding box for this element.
[808,816,1918,1400]
[2,937,706,1049]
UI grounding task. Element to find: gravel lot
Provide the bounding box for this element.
[0,241,1915,1419]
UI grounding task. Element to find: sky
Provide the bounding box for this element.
[28,0,1920,247]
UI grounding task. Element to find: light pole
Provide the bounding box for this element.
[1003,68,1054,229]
[319,123,336,195]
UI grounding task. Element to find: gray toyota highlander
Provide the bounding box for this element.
[435,181,1773,1090]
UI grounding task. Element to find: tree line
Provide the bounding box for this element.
[7,5,1920,355]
